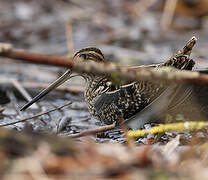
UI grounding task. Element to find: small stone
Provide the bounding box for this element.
[57,116,72,133]
[2,108,17,116]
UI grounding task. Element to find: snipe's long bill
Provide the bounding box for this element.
[20,47,105,111]
[20,47,107,111]
[20,70,72,111]
[20,42,208,129]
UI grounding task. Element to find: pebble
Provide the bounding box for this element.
[2,108,17,116]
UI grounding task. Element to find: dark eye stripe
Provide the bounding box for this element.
[88,53,104,62]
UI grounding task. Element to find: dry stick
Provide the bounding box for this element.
[1,37,208,86]
[12,80,39,109]
[160,0,178,29]
[0,77,39,109]
[68,123,116,138]
[0,107,5,113]
[65,23,75,54]
[0,102,72,127]
[118,116,137,151]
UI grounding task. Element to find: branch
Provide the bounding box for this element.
[0,102,72,127]
[128,121,207,138]
[0,37,208,86]
[68,123,116,138]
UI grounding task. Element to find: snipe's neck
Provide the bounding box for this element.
[84,75,107,98]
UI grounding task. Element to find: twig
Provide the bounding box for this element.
[0,77,39,109]
[118,116,136,151]
[1,37,208,86]
[0,107,5,113]
[0,102,72,127]
[160,0,178,30]
[68,123,116,138]
[128,121,207,138]
[65,23,75,54]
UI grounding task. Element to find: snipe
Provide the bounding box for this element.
[20,38,208,129]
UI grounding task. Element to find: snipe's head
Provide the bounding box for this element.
[73,47,106,62]
[20,47,105,111]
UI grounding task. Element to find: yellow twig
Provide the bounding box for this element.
[128,121,207,138]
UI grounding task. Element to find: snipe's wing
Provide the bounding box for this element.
[94,69,208,129]
[125,69,208,129]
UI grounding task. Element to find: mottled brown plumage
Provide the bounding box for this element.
[73,47,195,125]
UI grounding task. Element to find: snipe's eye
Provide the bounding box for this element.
[79,54,87,60]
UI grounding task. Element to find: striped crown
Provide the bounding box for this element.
[73,47,105,62]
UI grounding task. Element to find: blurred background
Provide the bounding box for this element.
[1,0,208,65]
[1,0,208,135]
